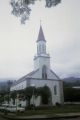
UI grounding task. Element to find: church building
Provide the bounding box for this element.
[10,25,64,106]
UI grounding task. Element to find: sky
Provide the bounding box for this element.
[0,0,80,80]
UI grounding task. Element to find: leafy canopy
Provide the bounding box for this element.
[10,0,61,24]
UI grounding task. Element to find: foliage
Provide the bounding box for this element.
[10,0,61,24]
[10,90,17,99]
[10,90,17,104]
[63,80,80,87]
[37,85,51,104]
[10,85,51,106]
[24,86,36,106]
[64,85,80,102]
[17,104,80,115]
[4,94,9,103]
[0,91,9,104]
[2,85,51,106]
[0,94,4,104]
[7,80,13,92]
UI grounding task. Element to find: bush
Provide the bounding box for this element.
[35,105,53,110]
[55,102,61,107]
[27,104,35,110]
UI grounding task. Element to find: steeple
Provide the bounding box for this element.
[36,25,46,55]
[34,25,50,70]
[37,25,46,42]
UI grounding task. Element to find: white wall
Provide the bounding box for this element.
[10,78,63,105]
[29,68,59,80]
[30,79,62,105]
[10,80,26,91]
[34,55,50,70]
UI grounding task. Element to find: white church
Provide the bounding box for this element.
[10,25,64,106]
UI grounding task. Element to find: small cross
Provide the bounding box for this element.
[40,20,42,26]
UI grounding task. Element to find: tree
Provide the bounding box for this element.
[0,96,4,104]
[24,85,51,106]
[0,91,9,104]
[0,93,5,104]
[37,85,51,104]
[63,84,80,102]
[10,90,17,104]
[24,86,36,107]
[4,95,9,103]
[7,80,13,104]
[10,0,61,24]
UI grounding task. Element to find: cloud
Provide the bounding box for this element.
[52,37,80,78]
[0,0,80,79]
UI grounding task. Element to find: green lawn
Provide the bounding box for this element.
[17,104,80,116]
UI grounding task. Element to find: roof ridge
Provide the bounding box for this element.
[11,69,39,86]
[50,69,60,80]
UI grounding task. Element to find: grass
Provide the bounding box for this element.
[17,104,80,116]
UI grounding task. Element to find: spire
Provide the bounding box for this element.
[37,25,46,42]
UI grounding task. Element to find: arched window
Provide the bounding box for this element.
[42,44,44,53]
[39,44,41,54]
[42,65,47,79]
[54,85,57,95]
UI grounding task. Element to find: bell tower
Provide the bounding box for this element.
[34,25,50,70]
[37,25,46,55]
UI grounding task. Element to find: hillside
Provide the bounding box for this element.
[63,77,80,87]
[0,80,14,92]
